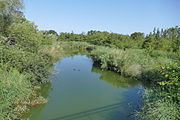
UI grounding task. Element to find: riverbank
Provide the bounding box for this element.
[55,41,180,119]
[57,41,178,80]
[1,39,179,120]
[0,20,55,119]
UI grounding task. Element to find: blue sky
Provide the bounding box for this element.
[23,0,180,34]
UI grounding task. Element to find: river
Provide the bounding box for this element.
[24,55,143,120]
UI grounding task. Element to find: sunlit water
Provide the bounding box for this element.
[24,55,143,120]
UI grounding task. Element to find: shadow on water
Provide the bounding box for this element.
[51,102,128,120]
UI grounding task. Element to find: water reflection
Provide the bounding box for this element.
[22,82,52,119]
[92,67,140,88]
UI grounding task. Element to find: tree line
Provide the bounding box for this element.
[58,27,180,53]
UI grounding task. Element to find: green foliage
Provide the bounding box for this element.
[58,31,145,49]
[157,63,180,102]
[137,62,180,120]
[142,35,156,54]
[58,27,180,53]
[90,46,152,78]
[5,20,49,52]
[0,1,54,119]
[137,89,180,120]
[43,30,58,36]
[0,0,24,34]
[0,66,32,120]
[143,27,180,53]
[0,0,179,119]
[0,46,51,82]
[130,32,145,48]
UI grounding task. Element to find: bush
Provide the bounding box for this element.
[137,89,180,120]
[157,62,180,102]
[4,21,39,52]
[4,20,52,53]
[90,46,170,79]
[0,67,32,120]
[0,46,51,82]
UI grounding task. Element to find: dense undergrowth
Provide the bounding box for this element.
[0,1,58,119]
[0,67,32,120]
[0,28,56,120]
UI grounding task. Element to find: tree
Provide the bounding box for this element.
[142,34,156,54]
[6,20,45,52]
[43,30,58,36]
[130,32,145,48]
[0,0,24,34]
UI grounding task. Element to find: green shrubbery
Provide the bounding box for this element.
[0,67,32,120]
[58,27,180,53]
[58,31,143,49]
[137,90,180,120]
[157,63,180,102]
[0,1,55,119]
[1,0,179,119]
[137,62,180,120]
[0,46,51,82]
[89,46,174,79]
[0,29,52,119]
[4,21,52,52]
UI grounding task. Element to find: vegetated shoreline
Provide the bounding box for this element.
[0,0,179,119]
[1,31,179,120]
[1,35,179,120]
[52,41,180,120]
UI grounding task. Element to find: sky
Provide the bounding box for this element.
[23,0,180,35]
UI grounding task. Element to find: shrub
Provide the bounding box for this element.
[0,46,51,82]
[0,67,32,120]
[5,20,52,53]
[157,62,180,102]
[137,89,180,120]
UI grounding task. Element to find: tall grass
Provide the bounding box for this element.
[89,46,176,80]
[0,66,32,120]
[136,89,180,120]
[0,38,52,120]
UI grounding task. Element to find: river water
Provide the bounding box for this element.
[24,55,143,120]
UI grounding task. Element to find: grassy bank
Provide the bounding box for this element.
[59,41,178,79]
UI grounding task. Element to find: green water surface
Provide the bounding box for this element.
[24,55,143,120]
